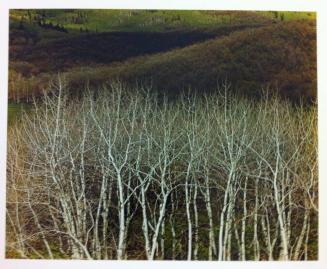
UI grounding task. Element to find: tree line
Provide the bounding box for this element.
[6,79,318,260]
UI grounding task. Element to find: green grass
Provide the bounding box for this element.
[8,103,31,125]
[10,10,315,35]
[263,11,315,21]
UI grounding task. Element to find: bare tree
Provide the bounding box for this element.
[6,80,318,260]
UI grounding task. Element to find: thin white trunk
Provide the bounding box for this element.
[241,177,248,261]
[193,183,199,260]
[293,210,309,260]
[252,177,260,260]
[185,178,192,261]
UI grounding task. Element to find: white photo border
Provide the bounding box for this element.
[0,1,326,268]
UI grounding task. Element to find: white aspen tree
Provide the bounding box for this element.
[169,187,179,260]
[133,96,159,260]
[182,98,195,261]
[89,86,139,259]
[193,182,199,260]
[31,79,83,258]
[92,156,112,259]
[182,95,205,261]
[292,200,309,260]
[252,176,260,260]
[250,107,289,260]
[147,111,177,260]
[233,220,242,260]
[184,152,193,261]
[21,78,95,259]
[260,203,279,260]
[134,95,180,260]
[240,176,248,261]
[304,215,310,261]
[214,88,252,261]
[200,153,217,260]
[160,218,165,259]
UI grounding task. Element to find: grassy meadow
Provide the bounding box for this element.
[7,10,317,261]
[7,103,31,125]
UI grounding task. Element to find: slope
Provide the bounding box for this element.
[65,20,316,102]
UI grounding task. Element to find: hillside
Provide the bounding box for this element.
[11,25,261,74]
[10,10,282,34]
[64,20,316,102]
[8,10,316,102]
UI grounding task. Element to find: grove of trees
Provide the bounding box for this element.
[6,79,318,260]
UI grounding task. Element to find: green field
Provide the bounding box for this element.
[8,103,30,125]
[10,10,315,36]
